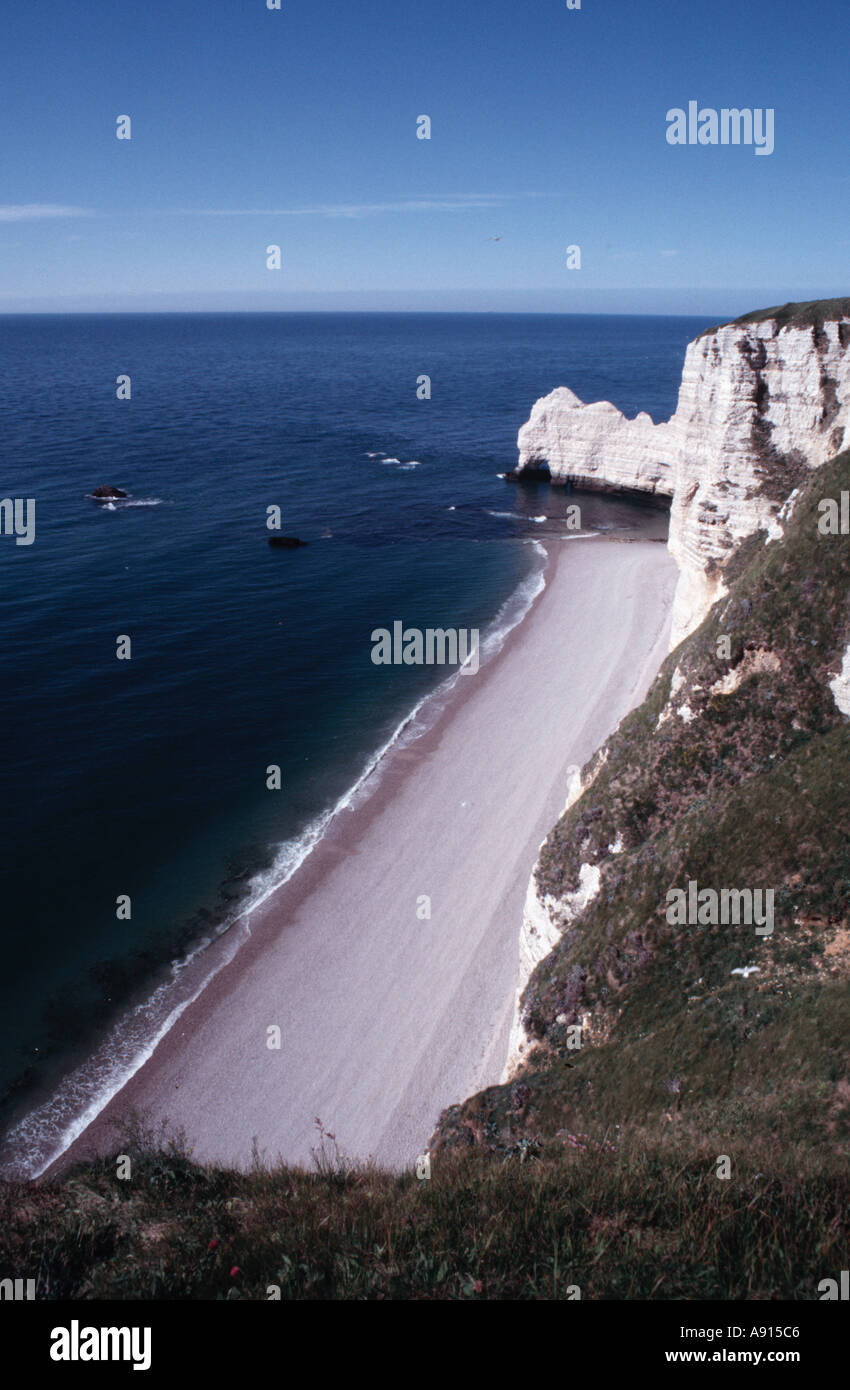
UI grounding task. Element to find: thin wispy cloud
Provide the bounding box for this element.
[178,194,541,219]
[0,204,94,221]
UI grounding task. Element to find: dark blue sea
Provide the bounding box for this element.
[0,311,714,1171]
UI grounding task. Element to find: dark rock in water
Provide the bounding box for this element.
[90,485,128,499]
[268,535,308,548]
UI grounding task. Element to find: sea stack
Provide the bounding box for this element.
[511,300,850,647]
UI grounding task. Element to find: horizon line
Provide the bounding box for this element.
[0,306,731,320]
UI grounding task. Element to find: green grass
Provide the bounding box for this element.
[436,451,850,1172]
[700,297,850,336]
[0,1117,845,1300]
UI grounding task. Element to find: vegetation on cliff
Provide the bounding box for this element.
[702,296,850,336]
[435,450,850,1173]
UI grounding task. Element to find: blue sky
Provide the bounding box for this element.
[1,0,846,314]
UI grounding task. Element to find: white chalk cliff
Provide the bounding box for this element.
[503,304,850,1080]
[514,310,850,648]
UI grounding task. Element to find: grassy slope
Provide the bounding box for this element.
[435,451,850,1164]
[700,297,850,337]
[0,1119,845,1300]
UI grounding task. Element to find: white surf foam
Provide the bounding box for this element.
[1,540,550,1181]
[94,498,163,510]
[486,510,546,523]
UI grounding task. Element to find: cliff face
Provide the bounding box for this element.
[514,303,850,648]
[435,445,850,1155]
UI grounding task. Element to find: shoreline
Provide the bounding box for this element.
[28,535,676,1181]
[0,537,550,1181]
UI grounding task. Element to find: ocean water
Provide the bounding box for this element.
[0,310,713,1167]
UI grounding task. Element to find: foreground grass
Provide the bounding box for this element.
[0,1124,845,1300]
